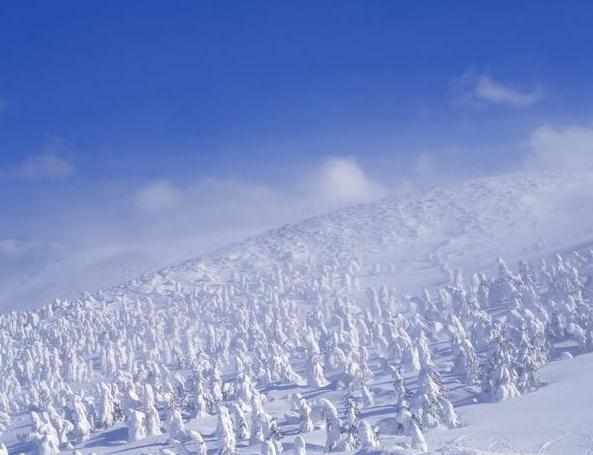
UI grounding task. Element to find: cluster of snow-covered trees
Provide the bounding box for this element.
[1,245,593,454]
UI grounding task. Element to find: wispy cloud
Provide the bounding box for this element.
[455,71,542,109]
[134,179,183,212]
[15,153,76,180]
[527,124,593,170]
[311,157,386,206]
[1,138,76,181]
[132,157,386,219]
[475,75,541,107]
[0,239,36,258]
[0,153,75,181]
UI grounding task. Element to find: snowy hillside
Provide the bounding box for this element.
[159,170,593,296]
[2,169,593,455]
[4,170,593,312]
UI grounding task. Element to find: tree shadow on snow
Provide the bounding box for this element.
[84,426,129,448]
[110,440,169,454]
[261,382,306,393]
[282,440,324,452]
[302,382,335,400]
[361,404,397,419]
[8,440,34,455]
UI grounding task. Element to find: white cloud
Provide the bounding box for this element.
[133,157,385,221]
[15,153,75,180]
[313,157,386,206]
[475,75,541,107]
[134,179,183,212]
[456,72,542,109]
[528,124,593,170]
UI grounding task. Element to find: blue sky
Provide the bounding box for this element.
[2,1,593,306]
[2,1,592,180]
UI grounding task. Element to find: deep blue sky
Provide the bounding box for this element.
[2,1,593,183]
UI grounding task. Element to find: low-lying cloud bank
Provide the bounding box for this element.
[133,157,386,220]
[0,157,388,308]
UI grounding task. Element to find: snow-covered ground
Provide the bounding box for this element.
[428,352,593,455]
[2,169,593,455]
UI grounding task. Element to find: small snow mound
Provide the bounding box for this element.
[559,352,574,360]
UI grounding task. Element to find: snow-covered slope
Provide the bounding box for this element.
[428,353,593,455]
[3,169,593,455]
[145,170,593,299]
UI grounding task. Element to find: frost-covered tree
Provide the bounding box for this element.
[127,409,146,442]
[488,258,521,307]
[451,335,479,385]
[319,398,342,452]
[190,429,208,455]
[306,355,329,388]
[293,435,307,455]
[390,366,407,405]
[268,417,284,455]
[96,383,115,429]
[230,402,250,440]
[412,368,443,428]
[145,404,162,437]
[251,395,272,445]
[31,431,61,455]
[409,420,428,453]
[342,394,360,450]
[71,396,92,442]
[167,408,188,442]
[439,397,460,429]
[482,338,520,402]
[361,383,374,408]
[261,440,277,455]
[218,406,236,455]
[357,420,379,450]
[296,397,314,433]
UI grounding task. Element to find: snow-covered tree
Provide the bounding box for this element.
[167,408,188,442]
[293,435,307,455]
[70,396,92,442]
[127,409,146,442]
[319,398,342,452]
[306,355,329,388]
[409,420,428,453]
[357,420,380,449]
[145,404,162,437]
[296,397,314,433]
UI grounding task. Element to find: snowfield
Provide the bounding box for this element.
[2,169,593,455]
[427,352,593,455]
